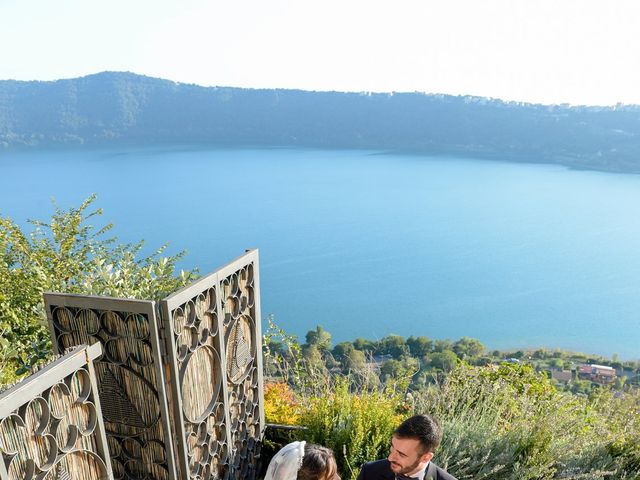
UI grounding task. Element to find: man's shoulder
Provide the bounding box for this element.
[429,462,458,480]
[361,459,391,472]
[358,459,392,479]
[358,459,458,480]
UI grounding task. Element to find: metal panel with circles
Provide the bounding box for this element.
[160,249,265,480]
[0,344,112,480]
[43,250,265,480]
[44,295,177,480]
[215,250,265,480]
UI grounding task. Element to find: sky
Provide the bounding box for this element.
[1,0,639,106]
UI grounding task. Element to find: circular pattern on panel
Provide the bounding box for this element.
[172,287,229,480]
[0,369,106,480]
[226,364,261,480]
[49,304,168,480]
[185,416,229,480]
[220,264,261,479]
[101,311,153,367]
[181,346,222,423]
[51,306,162,435]
[221,265,254,331]
[106,436,168,480]
[173,288,218,362]
[52,307,154,369]
[51,307,101,351]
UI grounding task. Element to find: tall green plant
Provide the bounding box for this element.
[297,377,406,480]
[0,195,197,382]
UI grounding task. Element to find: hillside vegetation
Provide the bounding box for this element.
[1,72,640,173]
[263,322,640,479]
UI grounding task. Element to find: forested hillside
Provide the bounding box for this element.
[1,71,640,173]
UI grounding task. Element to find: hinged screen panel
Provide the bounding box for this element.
[216,250,265,480]
[44,294,177,480]
[160,268,233,480]
[160,249,264,480]
[0,344,112,480]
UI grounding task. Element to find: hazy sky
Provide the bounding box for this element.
[2,0,639,105]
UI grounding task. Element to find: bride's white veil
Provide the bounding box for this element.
[264,441,306,480]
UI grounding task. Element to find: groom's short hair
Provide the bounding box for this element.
[394,414,443,453]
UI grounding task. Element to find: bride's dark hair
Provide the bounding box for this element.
[297,443,339,480]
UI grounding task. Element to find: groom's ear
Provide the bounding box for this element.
[420,451,434,464]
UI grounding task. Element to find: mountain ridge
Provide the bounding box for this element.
[1,71,639,173]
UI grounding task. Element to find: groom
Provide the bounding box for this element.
[356,414,457,480]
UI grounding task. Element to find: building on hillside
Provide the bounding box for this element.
[550,369,574,383]
[578,364,616,384]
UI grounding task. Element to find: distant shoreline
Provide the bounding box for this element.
[2,142,639,177]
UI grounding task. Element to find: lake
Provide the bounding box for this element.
[1,146,639,359]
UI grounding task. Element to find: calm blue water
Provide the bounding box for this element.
[1,146,639,359]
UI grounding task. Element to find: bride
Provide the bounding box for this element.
[264,441,340,480]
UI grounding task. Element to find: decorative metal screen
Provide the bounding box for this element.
[43,250,265,480]
[160,249,265,480]
[44,295,177,480]
[216,251,265,480]
[0,343,112,480]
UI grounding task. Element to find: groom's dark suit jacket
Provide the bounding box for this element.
[356,459,457,480]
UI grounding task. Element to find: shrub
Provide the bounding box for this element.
[263,382,301,425]
[415,362,640,479]
[0,195,197,383]
[296,377,406,480]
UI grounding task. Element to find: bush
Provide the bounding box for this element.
[263,382,301,425]
[0,195,197,383]
[415,362,640,479]
[263,322,640,479]
[296,377,406,480]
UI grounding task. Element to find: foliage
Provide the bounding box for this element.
[428,350,459,373]
[263,315,308,388]
[0,195,197,383]
[380,356,419,380]
[406,335,433,357]
[304,325,332,352]
[415,363,639,479]
[376,334,408,357]
[453,336,485,359]
[263,382,301,425]
[591,388,640,475]
[296,377,407,480]
[264,322,640,479]
[333,342,366,373]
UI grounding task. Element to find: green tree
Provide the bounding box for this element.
[304,325,332,352]
[428,351,458,372]
[570,378,592,395]
[302,344,326,371]
[406,335,433,357]
[433,339,453,353]
[353,337,374,352]
[343,348,366,373]
[453,337,485,359]
[532,349,548,359]
[549,358,565,370]
[333,341,355,360]
[381,356,419,379]
[0,195,197,383]
[378,334,408,358]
